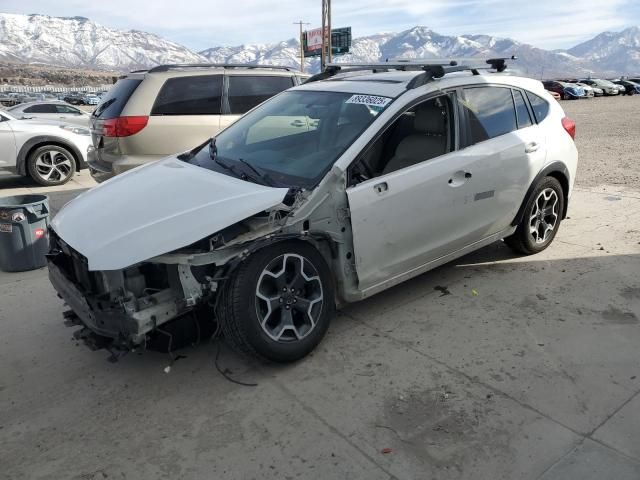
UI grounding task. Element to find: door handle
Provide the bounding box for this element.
[448,171,472,186]
[290,119,305,127]
[525,141,539,153]
[373,182,388,194]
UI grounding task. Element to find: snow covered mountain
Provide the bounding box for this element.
[0,12,638,78]
[568,26,640,74]
[200,26,600,78]
[0,13,205,70]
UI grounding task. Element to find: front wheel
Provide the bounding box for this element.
[219,242,335,362]
[504,176,564,255]
[27,145,76,186]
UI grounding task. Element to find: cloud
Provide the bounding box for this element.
[3,0,638,50]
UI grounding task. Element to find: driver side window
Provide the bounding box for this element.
[349,94,454,185]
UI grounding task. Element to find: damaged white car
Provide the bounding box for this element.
[48,59,578,362]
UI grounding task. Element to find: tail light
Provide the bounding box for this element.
[101,116,148,137]
[561,117,576,140]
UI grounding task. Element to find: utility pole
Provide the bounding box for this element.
[320,0,331,70]
[293,20,310,72]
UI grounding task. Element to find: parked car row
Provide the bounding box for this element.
[543,77,640,99]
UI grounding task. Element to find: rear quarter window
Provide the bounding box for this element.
[513,90,533,129]
[525,91,550,123]
[152,75,223,115]
[228,75,295,115]
[93,78,142,119]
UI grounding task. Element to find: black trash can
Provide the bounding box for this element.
[0,194,50,272]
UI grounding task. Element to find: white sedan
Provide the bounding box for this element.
[6,101,90,126]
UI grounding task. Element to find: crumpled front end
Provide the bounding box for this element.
[47,229,209,353]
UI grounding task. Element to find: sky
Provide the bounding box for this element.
[4,0,640,51]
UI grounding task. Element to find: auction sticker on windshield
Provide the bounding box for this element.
[346,94,391,108]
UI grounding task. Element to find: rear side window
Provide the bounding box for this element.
[228,76,294,114]
[513,90,533,129]
[24,104,57,113]
[152,75,223,115]
[460,86,517,145]
[525,91,550,123]
[55,105,81,114]
[93,78,142,119]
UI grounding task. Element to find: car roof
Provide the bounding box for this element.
[295,70,546,98]
[126,65,302,81]
[9,100,76,110]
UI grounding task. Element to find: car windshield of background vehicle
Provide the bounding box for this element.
[188,90,391,189]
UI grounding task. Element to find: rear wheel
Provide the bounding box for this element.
[505,176,564,255]
[219,242,335,362]
[27,145,76,186]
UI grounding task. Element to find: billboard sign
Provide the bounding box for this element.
[306,27,325,51]
[303,26,351,58]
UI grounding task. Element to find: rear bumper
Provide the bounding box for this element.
[87,146,165,182]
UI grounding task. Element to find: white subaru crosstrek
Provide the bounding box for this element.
[48,59,578,362]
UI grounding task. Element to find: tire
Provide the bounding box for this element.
[219,241,335,362]
[504,176,564,255]
[27,145,77,186]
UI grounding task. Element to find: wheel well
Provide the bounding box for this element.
[222,235,336,286]
[21,141,81,176]
[546,170,569,219]
[512,165,571,227]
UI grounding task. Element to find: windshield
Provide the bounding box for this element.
[187,90,390,189]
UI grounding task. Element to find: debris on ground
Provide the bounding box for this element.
[434,285,451,296]
[164,366,171,373]
[381,447,393,454]
[471,289,479,296]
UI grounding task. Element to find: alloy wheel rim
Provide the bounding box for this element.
[34,150,73,182]
[255,253,323,342]
[529,188,559,244]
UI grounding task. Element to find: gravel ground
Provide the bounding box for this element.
[561,95,640,188]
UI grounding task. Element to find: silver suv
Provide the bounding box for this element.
[88,64,305,182]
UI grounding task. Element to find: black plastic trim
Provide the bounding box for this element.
[511,161,571,226]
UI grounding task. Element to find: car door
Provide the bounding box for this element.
[145,74,223,154]
[54,105,89,125]
[0,114,17,168]
[220,75,296,131]
[346,93,483,291]
[455,85,539,237]
[21,103,57,121]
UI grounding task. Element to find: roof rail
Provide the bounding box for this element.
[303,56,517,89]
[145,63,297,73]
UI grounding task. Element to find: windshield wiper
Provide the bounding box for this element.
[237,158,276,187]
[93,98,115,117]
[209,138,276,187]
[209,138,251,181]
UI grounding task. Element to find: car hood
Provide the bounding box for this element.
[51,158,289,271]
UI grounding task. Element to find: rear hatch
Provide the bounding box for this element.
[90,76,144,168]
